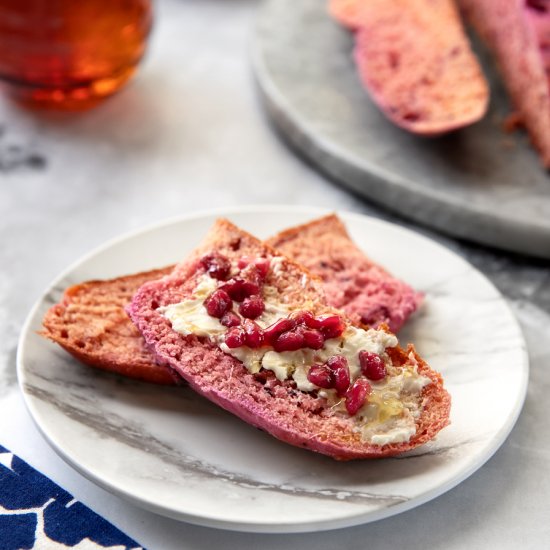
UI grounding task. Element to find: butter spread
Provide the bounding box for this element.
[370,425,416,446]
[159,277,224,338]
[159,270,431,445]
[270,256,285,276]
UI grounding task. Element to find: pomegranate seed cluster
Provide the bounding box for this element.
[199,252,390,417]
[201,252,347,352]
[201,252,267,321]
[306,350,387,415]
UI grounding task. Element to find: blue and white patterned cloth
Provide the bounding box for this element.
[0,445,142,550]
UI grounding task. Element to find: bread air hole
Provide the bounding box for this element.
[526,0,548,14]
[402,112,421,122]
[229,237,242,251]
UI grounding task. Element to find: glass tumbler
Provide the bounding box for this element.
[0,0,153,109]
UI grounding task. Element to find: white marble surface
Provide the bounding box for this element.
[1,0,550,548]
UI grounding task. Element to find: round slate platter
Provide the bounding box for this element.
[252,0,550,259]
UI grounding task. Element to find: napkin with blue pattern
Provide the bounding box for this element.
[0,445,142,550]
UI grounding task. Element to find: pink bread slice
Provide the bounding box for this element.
[266,214,422,333]
[42,216,423,385]
[458,0,550,167]
[41,267,180,385]
[329,0,489,135]
[128,219,450,460]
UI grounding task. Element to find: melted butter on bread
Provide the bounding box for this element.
[160,270,431,445]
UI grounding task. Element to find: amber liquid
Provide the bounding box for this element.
[0,0,152,109]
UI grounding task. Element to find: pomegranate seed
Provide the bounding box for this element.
[307,365,334,389]
[252,258,270,281]
[316,315,346,339]
[221,278,260,302]
[359,351,386,381]
[292,310,316,327]
[200,253,231,280]
[220,311,241,328]
[224,327,247,348]
[273,329,305,352]
[235,256,267,283]
[243,319,264,348]
[303,329,325,350]
[326,355,350,396]
[239,295,265,319]
[345,379,371,416]
[263,318,296,345]
[204,289,232,318]
[237,256,253,269]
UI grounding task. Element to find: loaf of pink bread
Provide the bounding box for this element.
[458,0,550,167]
[329,0,489,135]
[127,219,450,459]
[266,214,421,333]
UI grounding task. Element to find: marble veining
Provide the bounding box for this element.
[24,381,410,507]
[0,125,46,172]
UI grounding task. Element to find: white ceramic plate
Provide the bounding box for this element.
[17,206,528,533]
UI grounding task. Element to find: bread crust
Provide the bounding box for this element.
[266,214,423,333]
[128,219,450,459]
[41,267,180,385]
[458,0,550,167]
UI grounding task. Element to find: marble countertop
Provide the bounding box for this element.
[1,0,549,548]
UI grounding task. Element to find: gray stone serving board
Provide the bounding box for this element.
[252,0,550,259]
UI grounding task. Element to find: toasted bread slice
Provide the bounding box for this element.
[42,216,423,385]
[458,0,550,167]
[329,0,489,135]
[266,214,422,333]
[128,219,450,459]
[41,267,179,385]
